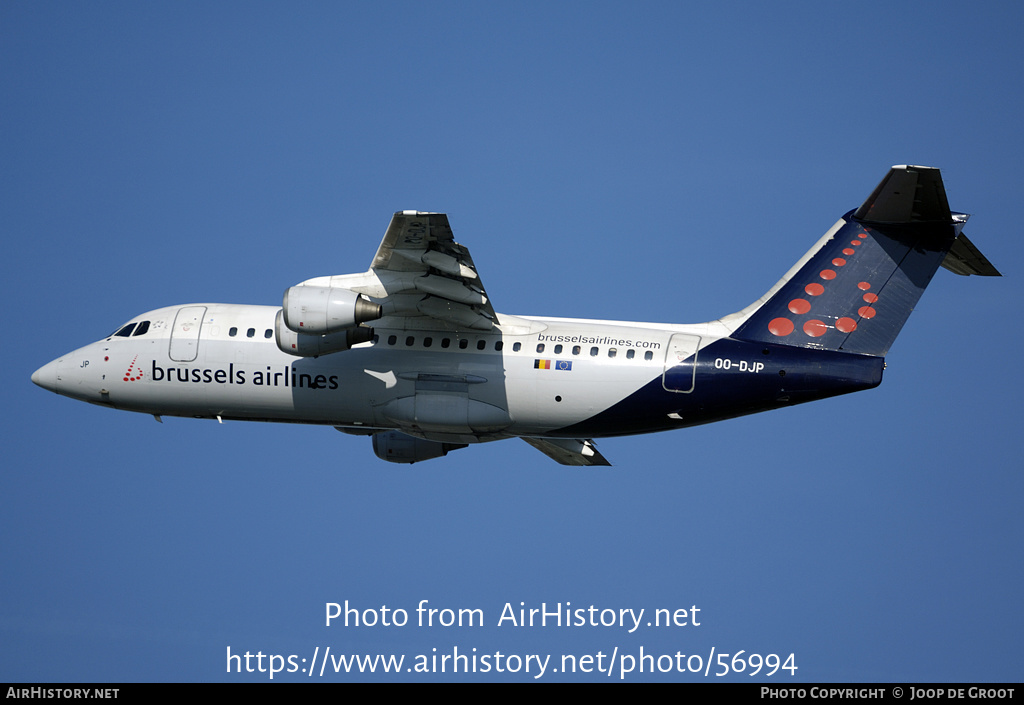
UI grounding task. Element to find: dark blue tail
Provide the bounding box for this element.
[732,166,998,357]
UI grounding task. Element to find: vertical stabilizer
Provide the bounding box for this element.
[733,166,994,357]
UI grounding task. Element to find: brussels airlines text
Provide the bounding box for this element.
[150,362,339,390]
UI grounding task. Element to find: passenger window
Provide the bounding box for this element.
[423,337,433,348]
[536,344,545,353]
[441,338,451,348]
[513,342,522,352]
[405,336,415,346]
[626,349,635,359]
[229,327,238,337]
[554,344,563,354]
[608,348,617,358]
[590,347,599,357]
[388,335,397,345]
[247,328,255,338]
[459,339,469,349]
[645,351,654,361]
[477,340,486,350]
[495,341,503,351]
[573,345,581,355]
[132,321,150,336]
[264,329,272,339]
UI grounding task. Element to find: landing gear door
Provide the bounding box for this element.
[169,306,206,362]
[663,333,700,393]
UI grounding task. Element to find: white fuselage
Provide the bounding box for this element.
[33,303,721,445]
[31,168,996,465]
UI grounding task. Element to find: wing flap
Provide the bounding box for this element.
[370,211,497,328]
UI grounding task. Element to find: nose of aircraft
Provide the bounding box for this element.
[31,359,61,393]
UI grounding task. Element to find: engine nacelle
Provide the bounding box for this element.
[282,285,382,335]
[275,310,373,357]
[372,431,468,464]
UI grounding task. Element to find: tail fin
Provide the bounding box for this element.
[732,165,999,357]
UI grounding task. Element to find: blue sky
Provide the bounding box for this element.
[3,1,1022,682]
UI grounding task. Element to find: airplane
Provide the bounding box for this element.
[32,166,999,465]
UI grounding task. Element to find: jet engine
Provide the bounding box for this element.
[372,431,468,464]
[282,285,382,335]
[275,310,373,357]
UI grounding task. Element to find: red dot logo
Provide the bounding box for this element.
[858,282,871,291]
[843,248,855,256]
[769,318,794,336]
[122,355,144,382]
[788,299,811,314]
[858,306,877,319]
[803,320,827,337]
[863,293,878,303]
[820,269,836,280]
[836,317,858,333]
[832,258,846,267]
[805,283,825,296]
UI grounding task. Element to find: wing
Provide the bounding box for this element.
[369,211,497,330]
[522,437,612,466]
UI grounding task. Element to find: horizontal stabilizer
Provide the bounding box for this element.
[522,437,611,466]
[853,165,951,224]
[941,232,1002,276]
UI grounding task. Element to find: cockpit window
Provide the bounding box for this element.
[108,320,152,338]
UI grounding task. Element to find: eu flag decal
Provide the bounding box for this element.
[555,360,572,371]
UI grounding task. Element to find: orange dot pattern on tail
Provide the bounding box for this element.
[769,231,878,338]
